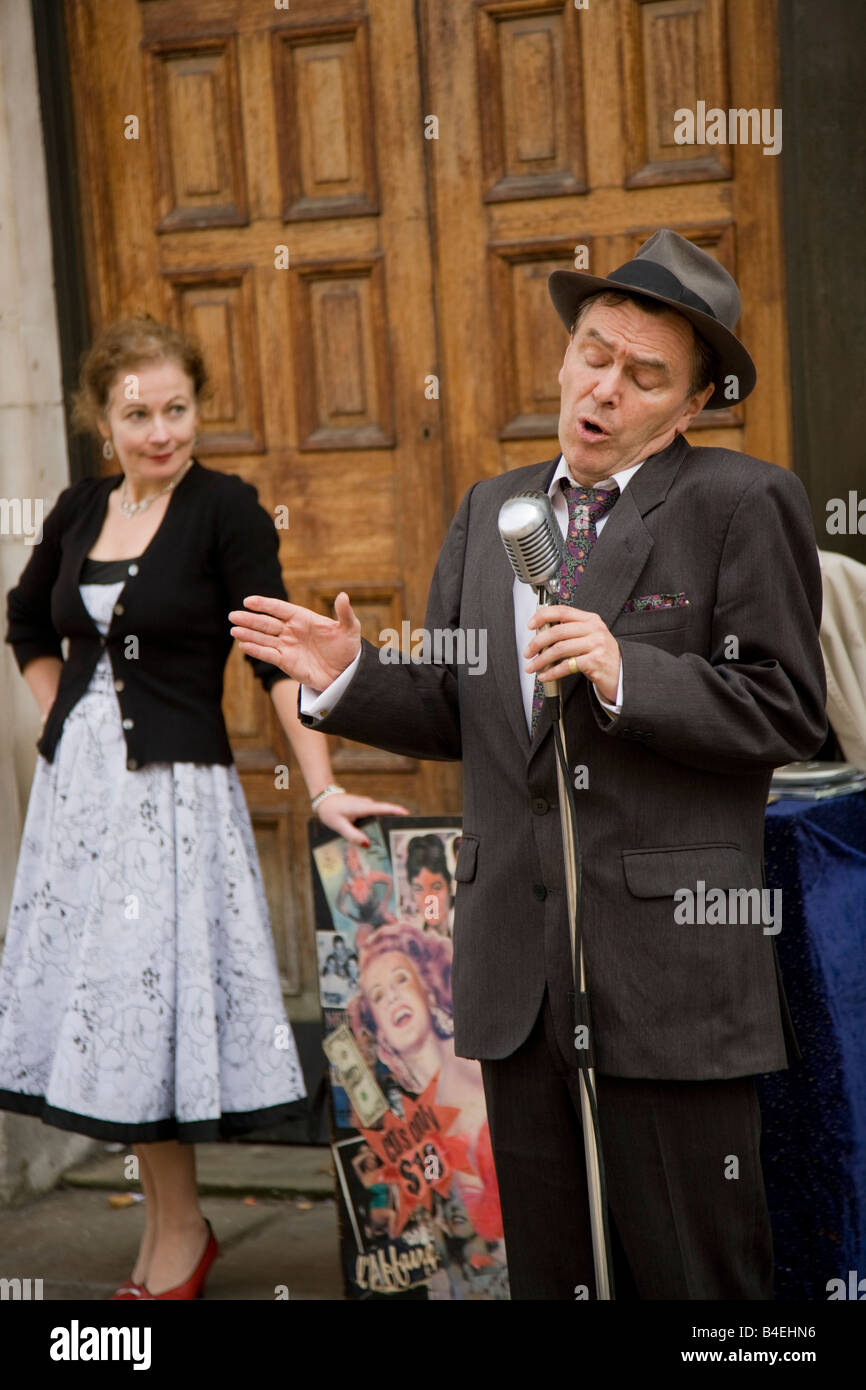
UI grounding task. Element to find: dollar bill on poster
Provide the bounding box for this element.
[309,815,510,1300]
[323,1024,388,1128]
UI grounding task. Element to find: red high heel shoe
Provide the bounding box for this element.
[111,1279,146,1300]
[139,1220,219,1301]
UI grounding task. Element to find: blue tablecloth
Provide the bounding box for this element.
[757,792,866,1300]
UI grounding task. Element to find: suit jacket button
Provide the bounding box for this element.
[122,717,134,730]
[532,883,547,901]
[531,798,549,815]
[127,757,138,770]
[100,636,107,647]
[114,602,124,616]
[114,679,125,692]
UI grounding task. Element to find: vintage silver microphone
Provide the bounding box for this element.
[497,488,614,1302]
[498,491,566,706]
[498,490,566,587]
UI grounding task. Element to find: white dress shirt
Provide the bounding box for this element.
[300,455,646,730]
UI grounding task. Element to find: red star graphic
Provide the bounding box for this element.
[357,1076,475,1234]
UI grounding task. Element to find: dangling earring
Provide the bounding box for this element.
[428,996,453,1038]
[102,439,114,460]
[433,1006,453,1037]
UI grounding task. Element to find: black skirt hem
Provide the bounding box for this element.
[0,1087,308,1143]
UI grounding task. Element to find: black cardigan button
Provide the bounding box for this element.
[532,883,547,901]
[127,758,138,770]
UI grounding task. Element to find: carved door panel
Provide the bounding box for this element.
[418,0,791,507]
[65,0,457,1020]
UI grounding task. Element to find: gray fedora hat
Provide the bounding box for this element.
[548,229,756,408]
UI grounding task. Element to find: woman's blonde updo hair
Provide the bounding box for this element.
[70,314,210,439]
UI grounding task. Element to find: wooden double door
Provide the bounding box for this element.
[65,0,789,1018]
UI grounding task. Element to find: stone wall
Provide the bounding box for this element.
[0,0,96,1204]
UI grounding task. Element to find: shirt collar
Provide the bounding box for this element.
[548,454,646,496]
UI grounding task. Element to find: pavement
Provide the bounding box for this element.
[0,1142,344,1300]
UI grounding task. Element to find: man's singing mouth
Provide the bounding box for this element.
[578,416,610,441]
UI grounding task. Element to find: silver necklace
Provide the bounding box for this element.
[119,456,194,518]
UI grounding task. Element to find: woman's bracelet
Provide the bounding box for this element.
[311,783,346,812]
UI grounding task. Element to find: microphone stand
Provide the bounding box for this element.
[535,584,613,1301]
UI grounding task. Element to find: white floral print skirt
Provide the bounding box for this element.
[0,580,306,1141]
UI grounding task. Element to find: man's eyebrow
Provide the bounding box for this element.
[583,327,670,374]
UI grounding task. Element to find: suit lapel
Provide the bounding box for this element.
[528,434,690,757]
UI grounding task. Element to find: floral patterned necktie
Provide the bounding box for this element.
[530,477,620,735]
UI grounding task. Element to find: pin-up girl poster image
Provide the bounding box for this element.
[312,823,396,934]
[346,921,507,1286]
[336,842,396,929]
[390,829,459,937]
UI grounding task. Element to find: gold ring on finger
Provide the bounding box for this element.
[567,656,578,676]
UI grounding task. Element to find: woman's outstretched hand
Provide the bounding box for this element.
[315,793,410,846]
[229,591,361,689]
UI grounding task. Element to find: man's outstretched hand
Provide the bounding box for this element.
[229,591,361,690]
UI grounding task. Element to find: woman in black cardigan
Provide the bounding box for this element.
[0,317,407,1300]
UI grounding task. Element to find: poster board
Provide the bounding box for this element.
[309,815,510,1299]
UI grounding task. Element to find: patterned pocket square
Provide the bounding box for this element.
[621,592,690,614]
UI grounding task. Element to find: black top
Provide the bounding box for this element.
[80,555,143,584]
[5,460,291,769]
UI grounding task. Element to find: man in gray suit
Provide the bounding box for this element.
[230,230,827,1299]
